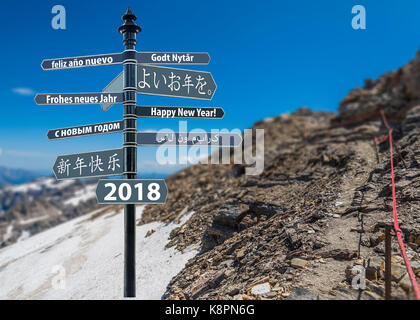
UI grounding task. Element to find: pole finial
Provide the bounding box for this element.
[118,8,141,34]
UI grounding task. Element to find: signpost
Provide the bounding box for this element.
[47,121,123,140]
[137,132,242,147]
[136,64,216,100]
[96,179,167,204]
[41,52,124,70]
[136,52,210,65]
[135,106,224,119]
[39,8,240,298]
[53,148,124,180]
[35,93,124,105]
[101,72,124,112]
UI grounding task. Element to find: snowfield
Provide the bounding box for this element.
[0,206,198,300]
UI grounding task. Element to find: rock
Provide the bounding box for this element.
[391,256,404,264]
[366,257,384,281]
[398,273,412,293]
[290,258,308,270]
[235,247,247,259]
[232,164,245,178]
[345,264,365,282]
[213,202,249,228]
[191,271,226,299]
[367,282,385,297]
[369,232,385,247]
[285,287,319,300]
[410,261,420,273]
[321,249,358,261]
[227,287,240,296]
[250,282,271,295]
[335,51,420,125]
[263,291,277,299]
[360,291,383,300]
[145,229,155,238]
[391,264,407,282]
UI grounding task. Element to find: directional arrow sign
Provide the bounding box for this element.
[136,52,210,65]
[96,179,167,204]
[137,132,242,147]
[41,52,124,70]
[136,65,216,100]
[135,106,224,119]
[47,121,123,140]
[101,72,124,112]
[35,93,124,105]
[53,148,124,180]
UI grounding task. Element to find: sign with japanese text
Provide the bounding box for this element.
[96,179,167,204]
[53,148,124,180]
[136,65,216,100]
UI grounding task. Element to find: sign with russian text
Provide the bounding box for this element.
[47,121,123,140]
[53,148,124,180]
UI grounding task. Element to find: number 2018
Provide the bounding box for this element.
[104,182,161,201]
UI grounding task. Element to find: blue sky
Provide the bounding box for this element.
[0,0,419,175]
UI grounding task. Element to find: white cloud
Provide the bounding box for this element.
[12,87,34,96]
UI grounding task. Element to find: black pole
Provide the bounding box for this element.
[119,8,141,298]
[385,224,392,300]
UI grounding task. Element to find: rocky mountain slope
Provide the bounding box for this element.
[140,51,420,300]
[1,51,419,301]
[0,178,102,247]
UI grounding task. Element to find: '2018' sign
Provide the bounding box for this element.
[96,179,168,204]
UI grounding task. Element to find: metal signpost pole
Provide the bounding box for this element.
[119,8,141,298]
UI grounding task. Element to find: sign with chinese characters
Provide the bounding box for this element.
[101,72,124,112]
[47,121,123,140]
[53,148,124,180]
[41,52,124,70]
[136,52,210,65]
[136,65,216,100]
[35,93,124,105]
[96,179,167,204]
[137,132,242,147]
[135,106,224,119]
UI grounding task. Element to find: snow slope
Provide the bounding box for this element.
[0,206,198,300]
